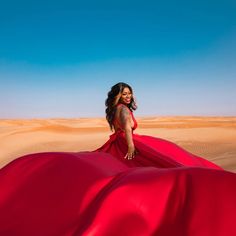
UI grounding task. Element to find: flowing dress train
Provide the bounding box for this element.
[0,104,235,236]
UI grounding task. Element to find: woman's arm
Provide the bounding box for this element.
[119,105,136,160]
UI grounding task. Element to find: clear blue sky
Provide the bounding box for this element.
[0,0,235,118]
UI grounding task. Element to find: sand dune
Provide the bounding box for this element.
[0,117,235,172]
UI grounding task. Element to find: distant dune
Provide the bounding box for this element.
[0,117,235,172]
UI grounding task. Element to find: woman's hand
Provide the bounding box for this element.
[124,144,137,160]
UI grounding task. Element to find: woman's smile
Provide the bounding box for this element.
[121,87,132,104]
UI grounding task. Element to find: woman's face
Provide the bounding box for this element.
[120,87,132,105]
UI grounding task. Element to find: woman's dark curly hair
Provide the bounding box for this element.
[105,82,137,131]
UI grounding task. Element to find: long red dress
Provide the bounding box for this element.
[0,103,236,236]
[95,103,222,170]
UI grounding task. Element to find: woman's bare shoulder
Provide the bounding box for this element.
[116,104,130,113]
[116,104,131,123]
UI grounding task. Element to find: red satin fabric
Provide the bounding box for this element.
[96,103,222,170]
[0,105,236,235]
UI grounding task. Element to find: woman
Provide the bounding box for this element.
[95,82,222,169]
[0,82,236,236]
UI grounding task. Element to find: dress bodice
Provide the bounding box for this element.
[113,103,138,132]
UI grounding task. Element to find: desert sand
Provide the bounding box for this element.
[0,116,236,172]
